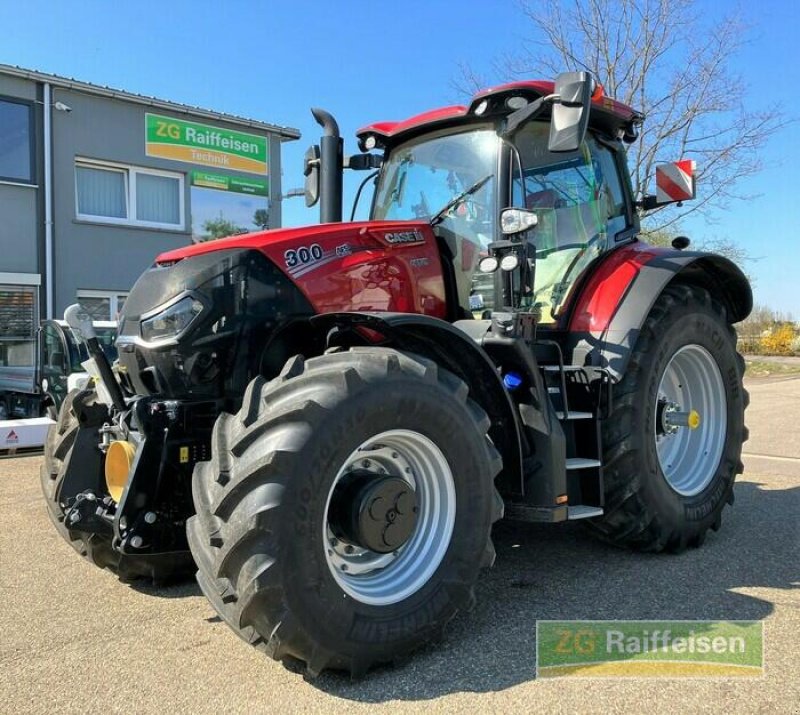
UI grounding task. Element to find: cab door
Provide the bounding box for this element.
[40,322,70,412]
[509,123,632,323]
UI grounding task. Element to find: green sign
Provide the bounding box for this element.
[191,171,269,197]
[537,620,764,678]
[146,113,268,175]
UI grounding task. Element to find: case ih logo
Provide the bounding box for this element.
[383,230,423,245]
[5,430,19,445]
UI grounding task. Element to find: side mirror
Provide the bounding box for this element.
[303,145,321,208]
[641,160,697,210]
[548,71,593,153]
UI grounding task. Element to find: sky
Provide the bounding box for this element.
[1,0,798,314]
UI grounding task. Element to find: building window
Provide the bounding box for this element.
[75,159,184,229]
[76,290,128,321]
[0,284,37,369]
[0,98,34,184]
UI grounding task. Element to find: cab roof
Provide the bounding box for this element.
[357,80,643,147]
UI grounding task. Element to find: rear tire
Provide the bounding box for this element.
[588,284,747,552]
[188,348,503,676]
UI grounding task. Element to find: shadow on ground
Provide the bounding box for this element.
[306,480,799,701]
[133,480,798,700]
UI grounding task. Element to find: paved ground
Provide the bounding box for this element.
[1,376,798,714]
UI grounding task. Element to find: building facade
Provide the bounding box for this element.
[0,64,299,373]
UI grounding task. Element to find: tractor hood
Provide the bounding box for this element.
[156,221,435,266]
[156,220,448,320]
[116,220,448,400]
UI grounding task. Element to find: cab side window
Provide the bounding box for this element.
[592,141,629,239]
[511,124,629,244]
[509,123,631,321]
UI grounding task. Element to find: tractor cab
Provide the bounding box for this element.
[352,73,645,326]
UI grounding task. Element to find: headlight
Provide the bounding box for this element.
[140,296,203,342]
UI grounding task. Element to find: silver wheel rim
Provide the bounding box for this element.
[323,429,456,606]
[655,344,727,496]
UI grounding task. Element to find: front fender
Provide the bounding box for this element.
[565,242,752,380]
[310,312,524,496]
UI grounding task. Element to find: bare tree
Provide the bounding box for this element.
[456,0,786,232]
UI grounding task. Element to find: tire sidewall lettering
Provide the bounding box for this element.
[278,367,493,654]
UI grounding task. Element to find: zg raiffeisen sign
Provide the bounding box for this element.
[145,114,268,175]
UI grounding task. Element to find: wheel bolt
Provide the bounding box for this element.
[362,459,371,468]
[130,536,143,548]
[330,538,338,547]
[345,544,355,554]
[391,452,399,459]
[144,512,157,524]
[340,564,348,572]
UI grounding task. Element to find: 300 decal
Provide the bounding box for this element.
[285,244,323,268]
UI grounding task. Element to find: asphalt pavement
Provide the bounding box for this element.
[1,375,797,714]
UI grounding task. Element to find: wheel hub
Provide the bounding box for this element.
[323,430,456,606]
[329,471,418,553]
[657,399,701,436]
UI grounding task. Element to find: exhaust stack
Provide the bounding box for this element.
[311,108,343,223]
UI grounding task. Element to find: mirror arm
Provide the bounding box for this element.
[501,94,558,140]
[637,195,659,211]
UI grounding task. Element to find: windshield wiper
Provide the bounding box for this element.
[430,174,493,227]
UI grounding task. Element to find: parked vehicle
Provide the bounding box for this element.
[0,319,116,420]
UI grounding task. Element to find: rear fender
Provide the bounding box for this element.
[310,312,524,496]
[566,242,752,380]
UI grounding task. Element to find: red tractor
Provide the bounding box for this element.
[43,72,750,676]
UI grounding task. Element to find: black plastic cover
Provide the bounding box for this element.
[117,249,315,404]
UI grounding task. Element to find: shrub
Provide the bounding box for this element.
[760,324,796,355]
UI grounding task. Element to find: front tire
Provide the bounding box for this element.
[41,389,92,556]
[589,284,748,552]
[41,388,194,582]
[187,348,503,676]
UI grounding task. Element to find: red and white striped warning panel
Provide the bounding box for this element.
[656,160,696,203]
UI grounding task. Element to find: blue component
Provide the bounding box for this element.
[503,372,523,390]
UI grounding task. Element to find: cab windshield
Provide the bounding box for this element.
[372,127,499,313]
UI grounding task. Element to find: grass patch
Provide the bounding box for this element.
[744,359,800,378]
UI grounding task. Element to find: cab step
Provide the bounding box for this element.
[567,505,603,520]
[555,410,593,420]
[566,458,602,470]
